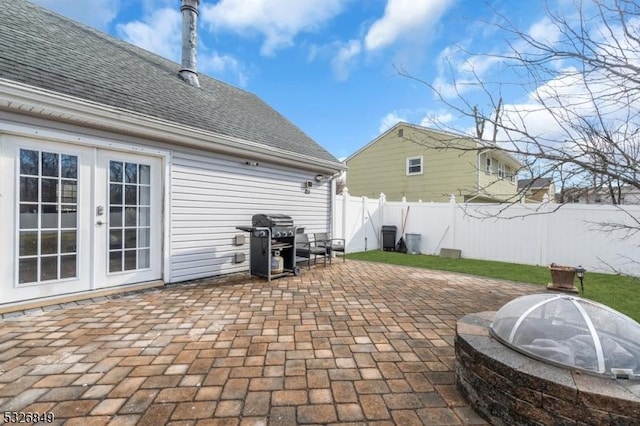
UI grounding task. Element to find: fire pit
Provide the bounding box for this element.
[455,294,640,424]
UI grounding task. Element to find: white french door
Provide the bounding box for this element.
[0,135,163,304]
[94,150,162,288]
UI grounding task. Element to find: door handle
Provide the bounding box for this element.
[96,220,106,226]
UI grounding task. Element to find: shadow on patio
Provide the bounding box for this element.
[0,260,541,425]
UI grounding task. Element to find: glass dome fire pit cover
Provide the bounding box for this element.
[490,294,640,379]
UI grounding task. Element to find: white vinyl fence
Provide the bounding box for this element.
[333,191,640,276]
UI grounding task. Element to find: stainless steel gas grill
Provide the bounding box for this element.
[236,214,301,281]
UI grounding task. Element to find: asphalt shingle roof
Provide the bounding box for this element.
[0,0,339,164]
[517,177,553,189]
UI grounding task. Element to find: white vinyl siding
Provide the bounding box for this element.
[170,151,332,282]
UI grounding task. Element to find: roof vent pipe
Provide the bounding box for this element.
[179,0,200,87]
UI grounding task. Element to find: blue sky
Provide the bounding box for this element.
[31,0,560,161]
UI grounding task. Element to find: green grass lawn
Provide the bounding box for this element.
[347,250,640,322]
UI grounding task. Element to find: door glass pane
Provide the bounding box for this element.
[139,186,150,205]
[125,207,136,226]
[110,229,123,250]
[41,152,59,177]
[41,179,58,202]
[17,149,78,284]
[60,230,77,253]
[20,149,39,175]
[60,255,76,279]
[20,177,38,202]
[61,205,77,228]
[42,205,59,229]
[19,231,38,256]
[125,185,137,205]
[61,180,77,203]
[20,204,38,229]
[19,258,37,284]
[41,231,58,255]
[124,250,137,270]
[139,165,150,184]
[110,184,123,205]
[124,229,137,249]
[139,207,150,226]
[110,161,123,182]
[110,206,123,227]
[109,251,122,272]
[125,163,137,183]
[40,256,58,281]
[61,155,77,179]
[138,249,150,268]
[138,228,150,248]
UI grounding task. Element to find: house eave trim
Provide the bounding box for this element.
[0,79,345,174]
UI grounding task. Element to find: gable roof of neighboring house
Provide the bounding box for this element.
[346,121,522,168]
[518,178,553,190]
[0,0,343,172]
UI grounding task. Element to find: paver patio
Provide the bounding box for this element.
[0,260,542,425]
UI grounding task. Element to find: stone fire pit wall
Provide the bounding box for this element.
[455,312,640,425]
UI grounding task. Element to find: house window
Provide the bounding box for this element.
[505,166,515,183]
[406,156,423,175]
[497,162,505,179]
[18,148,78,284]
[485,156,492,175]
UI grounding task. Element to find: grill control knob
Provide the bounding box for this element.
[275,231,281,238]
[288,231,294,236]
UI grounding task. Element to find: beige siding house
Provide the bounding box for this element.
[345,123,521,202]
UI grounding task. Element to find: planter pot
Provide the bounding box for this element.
[547,264,578,293]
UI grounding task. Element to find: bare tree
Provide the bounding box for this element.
[398,0,640,207]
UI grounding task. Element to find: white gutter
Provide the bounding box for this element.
[0,79,346,174]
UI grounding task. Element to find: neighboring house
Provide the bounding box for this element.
[518,178,556,203]
[558,186,640,205]
[345,122,521,202]
[0,0,344,306]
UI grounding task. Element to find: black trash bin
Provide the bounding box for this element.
[381,225,397,251]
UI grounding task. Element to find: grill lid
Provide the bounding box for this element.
[252,214,294,228]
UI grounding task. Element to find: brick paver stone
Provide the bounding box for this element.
[0,261,541,424]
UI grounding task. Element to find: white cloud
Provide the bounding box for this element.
[31,0,121,30]
[420,110,455,128]
[527,16,561,46]
[379,111,408,133]
[331,40,361,81]
[200,52,251,87]
[365,0,454,51]
[116,8,181,61]
[201,0,348,56]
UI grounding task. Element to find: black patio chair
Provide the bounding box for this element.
[295,233,328,270]
[314,232,345,264]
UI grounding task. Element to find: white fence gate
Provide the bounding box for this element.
[333,191,640,276]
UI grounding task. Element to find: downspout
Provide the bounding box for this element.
[329,177,336,236]
[477,150,482,200]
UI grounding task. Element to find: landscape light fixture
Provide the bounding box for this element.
[576,265,586,293]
